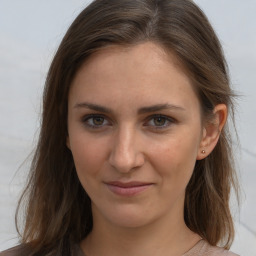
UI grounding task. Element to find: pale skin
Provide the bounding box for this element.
[67,42,227,256]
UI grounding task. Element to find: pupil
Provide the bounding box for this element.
[93,117,104,125]
[154,117,165,126]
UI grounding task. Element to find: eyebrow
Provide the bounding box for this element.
[74,102,185,114]
[74,102,112,113]
[137,103,185,114]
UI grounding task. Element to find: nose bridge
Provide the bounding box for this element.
[109,124,143,172]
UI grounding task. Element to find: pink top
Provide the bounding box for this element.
[73,239,239,256]
[0,240,239,256]
[182,240,239,256]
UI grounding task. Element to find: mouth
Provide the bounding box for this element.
[104,181,154,196]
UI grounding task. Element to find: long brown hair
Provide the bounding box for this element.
[15,0,239,254]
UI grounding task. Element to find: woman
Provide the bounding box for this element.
[1,0,239,255]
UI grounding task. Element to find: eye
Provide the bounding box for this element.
[145,115,175,129]
[152,116,167,126]
[82,115,110,128]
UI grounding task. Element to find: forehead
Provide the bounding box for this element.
[69,42,200,114]
[80,42,186,80]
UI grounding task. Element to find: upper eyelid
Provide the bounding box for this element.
[82,113,109,120]
[144,114,176,122]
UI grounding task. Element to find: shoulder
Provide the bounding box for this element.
[184,240,239,256]
[201,240,239,256]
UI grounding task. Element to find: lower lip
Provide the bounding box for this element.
[106,184,153,196]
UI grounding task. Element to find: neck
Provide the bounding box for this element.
[80,206,201,256]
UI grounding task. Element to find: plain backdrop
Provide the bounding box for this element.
[0,0,255,254]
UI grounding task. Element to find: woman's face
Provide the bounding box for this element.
[67,42,205,228]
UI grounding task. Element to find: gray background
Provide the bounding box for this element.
[0,0,255,254]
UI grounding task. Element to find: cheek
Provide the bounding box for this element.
[69,135,108,183]
[149,131,201,187]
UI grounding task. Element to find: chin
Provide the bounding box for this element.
[109,214,153,229]
[94,203,157,229]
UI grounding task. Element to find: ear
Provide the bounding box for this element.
[197,104,227,160]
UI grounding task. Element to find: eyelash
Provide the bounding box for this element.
[144,115,176,129]
[82,114,110,129]
[81,114,176,130]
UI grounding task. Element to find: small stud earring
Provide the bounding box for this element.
[201,150,206,154]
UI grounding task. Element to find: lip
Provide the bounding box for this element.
[104,181,154,196]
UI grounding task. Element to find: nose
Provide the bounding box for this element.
[108,126,145,173]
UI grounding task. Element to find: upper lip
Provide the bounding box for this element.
[105,181,154,188]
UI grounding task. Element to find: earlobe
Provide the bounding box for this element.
[197,104,227,160]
